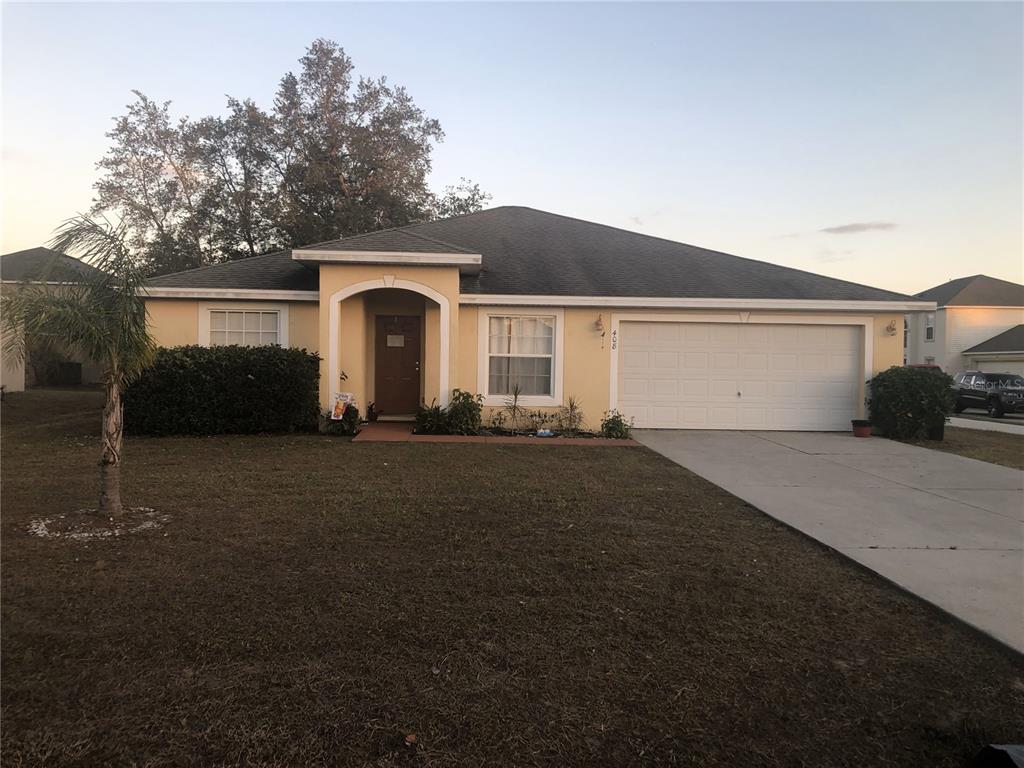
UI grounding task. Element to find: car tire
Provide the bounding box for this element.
[953,401,965,414]
[987,399,1005,418]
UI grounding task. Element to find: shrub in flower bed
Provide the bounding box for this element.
[868,365,954,440]
[320,404,360,436]
[414,390,484,435]
[124,345,320,435]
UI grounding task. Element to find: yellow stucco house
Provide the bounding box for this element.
[144,206,932,431]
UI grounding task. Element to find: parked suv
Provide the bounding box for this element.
[952,371,1024,417]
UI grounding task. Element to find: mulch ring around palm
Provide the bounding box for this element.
[27,507,170,541]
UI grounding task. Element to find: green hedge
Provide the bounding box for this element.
[868,365,954,440]
[125,345,320,435]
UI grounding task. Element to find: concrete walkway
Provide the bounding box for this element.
[949,416,1024,436]
[635,430,1024,653]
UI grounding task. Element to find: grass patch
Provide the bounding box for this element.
[2,390,1023,766]
[901,426,1024,470]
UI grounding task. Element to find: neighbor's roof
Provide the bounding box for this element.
[915,275,1024,307]
[149,206,918,302]
[963,325,1024,355]
[1,247,104,283]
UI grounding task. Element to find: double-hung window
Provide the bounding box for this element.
[209,310,280,347]
[480,311,563,404]
[925,312,935,342]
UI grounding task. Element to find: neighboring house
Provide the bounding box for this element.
[961,325,1024,376]
[1,247,106,392]
[906,274,1024,374]
[143,206,931,431]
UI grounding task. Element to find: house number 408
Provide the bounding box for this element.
[610,329,617,350]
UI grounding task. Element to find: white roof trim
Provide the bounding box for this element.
[1,279,86,285]
[144,286,318,301]
[964,350,1024,358]
[459,294,936,312]
[292,249,482,272]
[942,305,1024,310]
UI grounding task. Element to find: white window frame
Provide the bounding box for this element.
[925,312,935,342]
[477,307,564,406]
[198,301,289,348]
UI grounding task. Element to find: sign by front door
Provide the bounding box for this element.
[375,315,421,415]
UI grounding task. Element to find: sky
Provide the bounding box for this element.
[1,1,1021,295]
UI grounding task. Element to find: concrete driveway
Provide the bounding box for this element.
[636,430,1024,653]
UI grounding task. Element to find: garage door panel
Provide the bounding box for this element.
[617,321,860,431]
[652,351,678,369]
[622,377,648,397]
[683,325,710,342]
[622,350,649,368]
[711,325,739,344]
[738,325,769,344]
[770,353,799,370]
[682,380,708,397]
[651,324,680,343]
[742,353,768,370]
[799,352,827,370]
[710,379,738,397]
[652,379,678,396]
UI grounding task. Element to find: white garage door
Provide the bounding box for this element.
[617,322,862,431]
[976,359,1024,377]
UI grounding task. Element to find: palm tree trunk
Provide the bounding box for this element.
[98,377,124,518]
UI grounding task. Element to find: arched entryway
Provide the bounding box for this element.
[327,278,451,412]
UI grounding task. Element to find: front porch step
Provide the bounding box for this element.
[352,422,414,442]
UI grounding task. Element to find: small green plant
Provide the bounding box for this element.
[447,389,484,435]
[556,396,585,436]
[600,410,633,439]
[503,384,528,434]
[415,400,450,435]
[868,365,954,440]
[526,410,552,434]
[488,409,507,430]
[319,403,360,436]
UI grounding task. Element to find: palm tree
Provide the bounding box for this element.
[2,215,155,517]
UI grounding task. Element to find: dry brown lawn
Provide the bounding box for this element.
[2,389,1022,767]
[902,426,1024,470]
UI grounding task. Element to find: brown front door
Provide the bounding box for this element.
[375,315,421,415]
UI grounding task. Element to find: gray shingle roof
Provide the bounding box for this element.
[963,325,1024,355]
[915,275,1024,307]
[146,206,919,301]
[147,251,318,291]
[1,247,104,283]
[417,207,914,300]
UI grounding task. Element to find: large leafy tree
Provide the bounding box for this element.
[1,216,155,517]
[92,39,490,275]
[195,98,280,260]
[93,93,213,274]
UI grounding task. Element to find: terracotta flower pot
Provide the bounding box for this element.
[851,419,872,438]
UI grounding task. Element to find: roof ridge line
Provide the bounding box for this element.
[294,208,503,251]
[398,229,477,254]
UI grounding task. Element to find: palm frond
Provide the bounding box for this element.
[1,214,159,383]
[49,213,148,297]
[2,285,113,367]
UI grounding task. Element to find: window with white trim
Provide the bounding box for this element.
[925,312,935,342]
[209,310,280,347]
[486,315,555,396]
